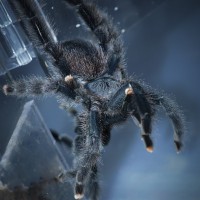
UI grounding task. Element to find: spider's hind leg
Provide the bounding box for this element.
[8,0,57,46]
[64,0,126,78]
[8,0,70,77]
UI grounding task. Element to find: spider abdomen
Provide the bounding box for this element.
[63,40,107,80]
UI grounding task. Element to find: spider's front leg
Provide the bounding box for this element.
[73,102,102,200]
[129,82,155,152]
[130,82,185,152]
[106,82,154,152]
[148,91,185,152]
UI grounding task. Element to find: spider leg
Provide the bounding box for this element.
[101,126,111,146]
[106,82,154,152]
[8,0,70,77]
[104,83,134,128]
[64,0,126,78]
[108,83,132,111]
[87,164,99,200]
[2,76,76,100]
[130,83,155,152]
[147,92,185,152]
[120,81,184,153]
[8,0,57,46]
[3,77,59,97]
[73,105,102,199]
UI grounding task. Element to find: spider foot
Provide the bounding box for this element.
[142,135,154,153]
[174,140,182,153]
[74,183,84,199]
[3,84,14,95]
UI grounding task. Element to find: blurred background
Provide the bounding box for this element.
[0,0,200,199]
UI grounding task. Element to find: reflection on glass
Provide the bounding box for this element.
[0,0,34,75]
[0,101,73,200]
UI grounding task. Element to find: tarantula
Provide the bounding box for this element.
[2,0,185,199]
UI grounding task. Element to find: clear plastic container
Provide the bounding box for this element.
[0,101,74,200]
[0,0,34,75]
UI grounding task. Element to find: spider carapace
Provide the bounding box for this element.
[2,0,185,199]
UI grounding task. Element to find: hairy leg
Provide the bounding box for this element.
[87,165,99,200]
[64,0,126,78]
[3,77,59,97]
[8,0,71,77]
[101,126,111,146]
[72,105,102,199]
[156,94,184,152]
[8,0,57,46]
[106,82,154,151]
[2,76,76,100]
[130,82,154,152]
[142,85,185,152]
